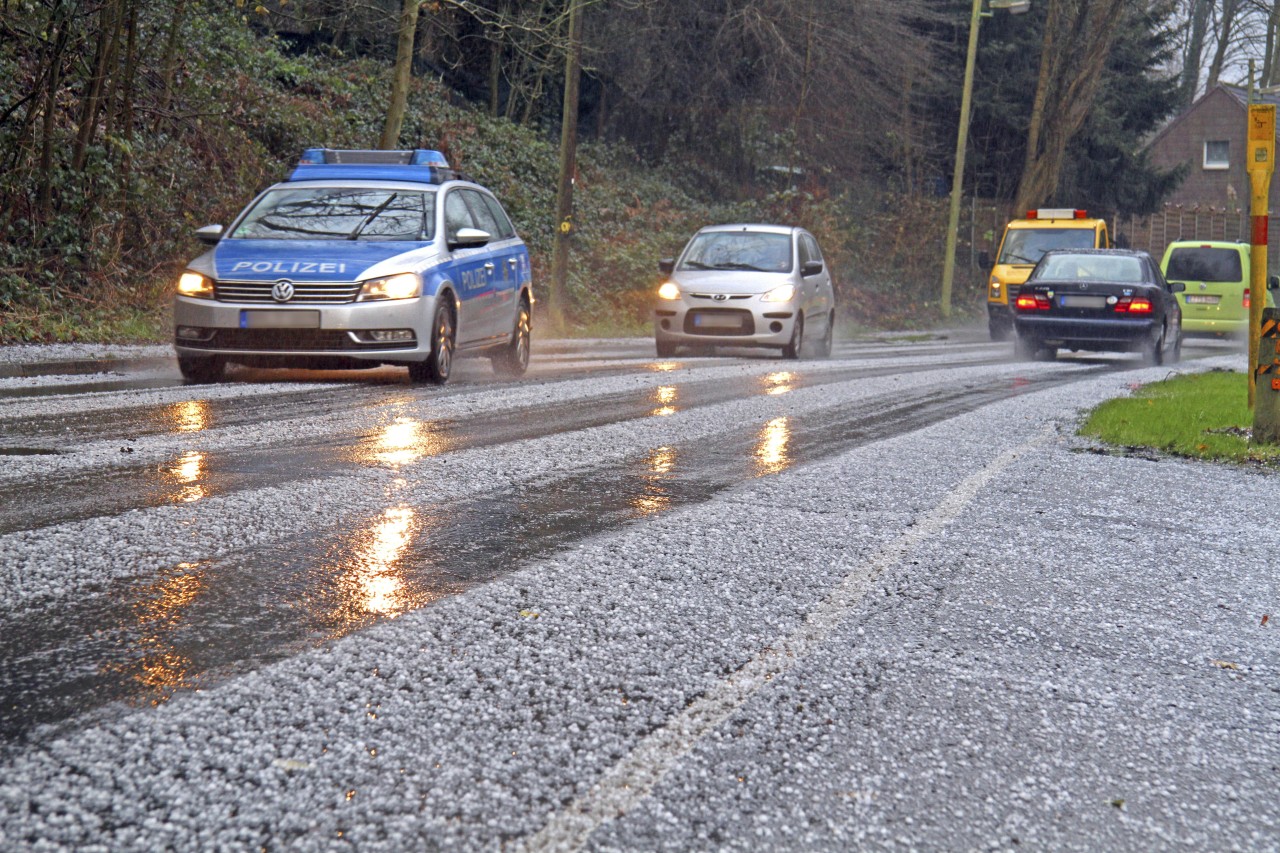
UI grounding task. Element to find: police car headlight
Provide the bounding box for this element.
[761,284,796,303]
[177,272,214,299]
[657,282,681,300]
[358,273,421,301]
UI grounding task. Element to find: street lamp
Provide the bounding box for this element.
[939,0,1030,320]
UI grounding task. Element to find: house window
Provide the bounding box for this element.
[1204,140,1230,170]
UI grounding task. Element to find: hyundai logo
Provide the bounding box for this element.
[713,293,729,301]
[272,279,296,303]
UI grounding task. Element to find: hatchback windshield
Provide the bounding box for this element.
[1036,254,1144,283]
[998,228,1096,265]
[1164,247,1243,282]
[679,232,793,273]
[231,187,436,241]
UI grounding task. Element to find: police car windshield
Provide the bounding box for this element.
[679,232,792,273]
[231,187,436,241]
[998,228,1094,265]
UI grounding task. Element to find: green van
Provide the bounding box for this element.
[1160,241,1273,338]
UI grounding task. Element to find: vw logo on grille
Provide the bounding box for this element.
[713,293,729,301]
[272,279,296,303]
[1199,282,1208,291]
[1078,282,1088,290]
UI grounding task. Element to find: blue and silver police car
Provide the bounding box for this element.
[173,148,533,384]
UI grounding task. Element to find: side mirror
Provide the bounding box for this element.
[1269,275,1279,291]
[195,224,224,245]
[801,260,824,277]
[658,258,675,275]
[450,227,491,249]
[1169,281,1185,293]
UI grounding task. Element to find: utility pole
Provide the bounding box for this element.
[548,0,583,330]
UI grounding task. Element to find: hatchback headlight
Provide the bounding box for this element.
[177,272,214,299]
[761,284,796,303]
[657,281,681,300]
[358,273,421,301]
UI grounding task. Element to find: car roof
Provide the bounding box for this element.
[263,178,485,194]
[1163,240,1246,249]
[695,223,798,236]
[1041,248,1152,260]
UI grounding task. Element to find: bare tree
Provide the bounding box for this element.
[1014,0,1126,213]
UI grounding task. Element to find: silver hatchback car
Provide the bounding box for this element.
[653,224,836,358]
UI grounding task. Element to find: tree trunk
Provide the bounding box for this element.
[1206,0,1240,90]
[157,0,189,126]
[548,0,583,327]
[1014,0,1125,213]
[72,0,123,173]
[380,0,423,150]
[1180,0,1210,106]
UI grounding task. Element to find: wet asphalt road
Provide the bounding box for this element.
[1,332,1275,850]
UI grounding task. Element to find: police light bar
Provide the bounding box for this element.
[1026,208,1087,220]
[290,148,462,184]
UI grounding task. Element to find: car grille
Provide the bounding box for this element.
[684,308,756,336]
[214,280,362,304]
[689,293,752,301]
[182,329,413,351]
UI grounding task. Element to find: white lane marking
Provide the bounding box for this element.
[518,428,1055,852]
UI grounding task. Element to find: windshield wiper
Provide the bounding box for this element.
[349,193,399,240]
[713,262,769,272]
[682,261,713,270]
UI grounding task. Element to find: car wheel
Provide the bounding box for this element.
[988,314,1012,342]
[655,340,677,358]
[492,297,531,378]
[782,315,804,360]
[409,301,455,384]
[1014,333,1036,361]
[1168,323,1183,364]
[177,356,225,384]
[1035,345,1058,362]
[1142,323,1165,367]
[815,311,834,358]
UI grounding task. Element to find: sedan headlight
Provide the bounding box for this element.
[177,272,214,299]
[358,273,422,301]
[761,284,796,303]
[657,281,681,300]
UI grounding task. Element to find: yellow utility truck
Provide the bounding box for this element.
[986,209,1109,340]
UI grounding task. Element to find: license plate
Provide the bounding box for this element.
[1059,295,1106,309]
[693,313,742,329]
[1185,294,1220,305]
[240,310,321,329]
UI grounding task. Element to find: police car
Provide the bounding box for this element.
[173,148,533,384]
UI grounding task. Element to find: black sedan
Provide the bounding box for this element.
[1012,248,1183,364]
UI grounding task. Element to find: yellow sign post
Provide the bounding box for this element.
[1247,104,1275,411]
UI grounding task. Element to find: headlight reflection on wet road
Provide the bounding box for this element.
[168,400,210,433]
[360,416,447,467]
[632,446,678,516]
[103,562,205,703]
[754,416,792,475]
[651,386,679,417]
[165,451,206,503]
[763,371,795,396]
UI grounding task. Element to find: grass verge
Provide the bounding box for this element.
[1078,369,1280,466]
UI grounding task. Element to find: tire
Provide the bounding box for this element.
[655,340,677,358]
[409,301,455,384]
[177,356,225,384]
[1142,323,1165,367]
[1168,323,1183,364]
[815,311,834,358]
[1036,345,1058,362]
[492,297,531,378]
[988,313,1012,342]
[782,315,804,360]
[1014,333,1036,361]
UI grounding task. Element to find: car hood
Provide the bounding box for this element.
[671,269,791,294]
[206,239,436,283]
